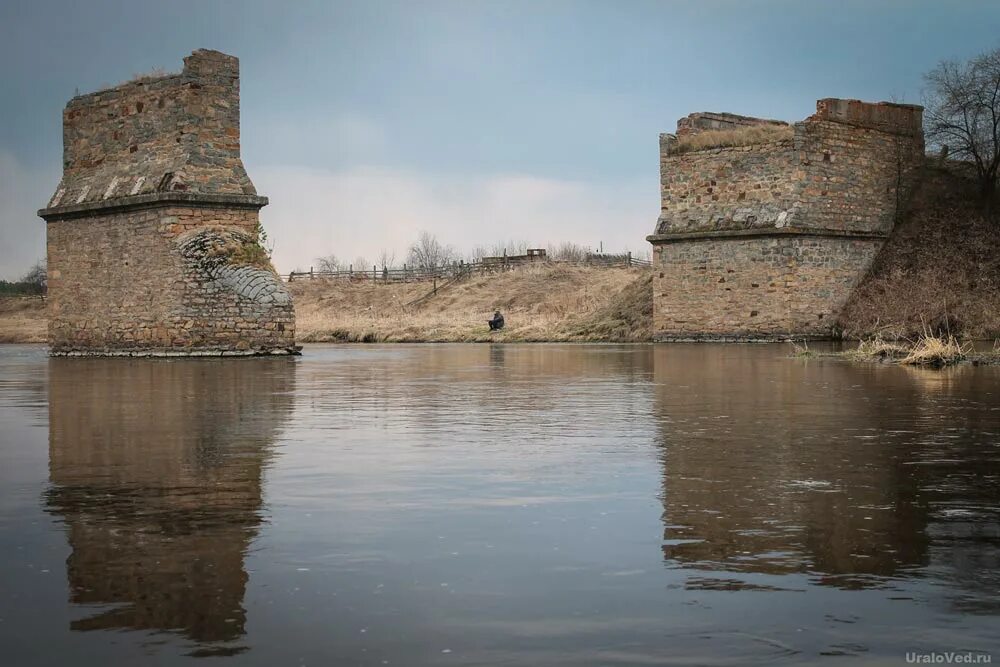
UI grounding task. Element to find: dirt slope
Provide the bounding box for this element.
[839,165,1000,339]
[0,297,47,343]
[290,264,653,343]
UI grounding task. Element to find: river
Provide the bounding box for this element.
[0,343,997,665]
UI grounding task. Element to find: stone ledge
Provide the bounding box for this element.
[646,227,889,244]
[50,345,302,358]
[39,192,269,221]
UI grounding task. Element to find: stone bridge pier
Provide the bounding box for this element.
[39,49,297,356]
[647,98,924,340]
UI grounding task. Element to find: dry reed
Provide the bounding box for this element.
[898,334,970,366]
[843,335,910,362]
[844,333,975,367]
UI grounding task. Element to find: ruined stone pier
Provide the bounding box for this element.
[40,49,297,356]
[647,98,925,340]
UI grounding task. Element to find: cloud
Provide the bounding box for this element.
[0,152,56,280]
[254,165,657,272]
[245,114,389,168]
[0,151,659,281]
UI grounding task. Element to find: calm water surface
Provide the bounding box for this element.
[0,343,998,666]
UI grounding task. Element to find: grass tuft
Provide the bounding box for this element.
[844,333,973,367]
[898,334,969,367]
[844,336,910,362]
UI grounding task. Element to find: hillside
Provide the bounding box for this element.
[838,165,1000,339]
[290,264,653,343]
[0,297,47,343]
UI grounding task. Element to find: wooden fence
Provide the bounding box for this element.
[281,253,650,283]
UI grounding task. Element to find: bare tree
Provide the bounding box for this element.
[550,242,588,262]
[377,248,397,270]
[924,47,1000,203]
[21,260,47,293]
[406,231,454,270]
[315,254,341,273]
[468,245,489,262]
[488,239,530,257]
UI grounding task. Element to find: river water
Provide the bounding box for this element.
[0,343,997,666]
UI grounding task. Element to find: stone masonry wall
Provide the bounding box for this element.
[49,49,254,210]
[47,204,294,354]
[653,236,883,338]
[655,100,924,236]
[648,98,925,339]
[41,49,296,356]
[654,139,799,234]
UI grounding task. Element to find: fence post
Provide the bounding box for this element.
[627,251,632,268]
[310,266,314,280]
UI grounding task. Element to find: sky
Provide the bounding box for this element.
[2,0,999,278]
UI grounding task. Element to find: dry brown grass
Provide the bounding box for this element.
[839,165,1000,339]
[127,67,172,84]
[843,333,976,367]
[843,335,910,362]
[898,334,970,366]
[291,264,653,343]
[0,297,47,343]
[673,124,794,154]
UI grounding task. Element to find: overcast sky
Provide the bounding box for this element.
[2,0,999,277]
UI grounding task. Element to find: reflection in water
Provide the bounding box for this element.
[653,346,1000,603]
[44,358,295,654]
[1,344,998,665]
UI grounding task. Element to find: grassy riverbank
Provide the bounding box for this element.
[0,297,46,343]
[838,165,1000,339]
[291,264,653,343]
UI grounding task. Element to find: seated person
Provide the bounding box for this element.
[488,310,505,331]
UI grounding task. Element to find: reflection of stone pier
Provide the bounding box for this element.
[45,358,294,650]
[652,346,932,588]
